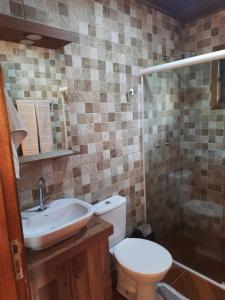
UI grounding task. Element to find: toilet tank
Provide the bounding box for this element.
[93,195,126,248]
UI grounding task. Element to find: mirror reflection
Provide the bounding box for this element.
[4,87,71,156]
[0,42,71,156]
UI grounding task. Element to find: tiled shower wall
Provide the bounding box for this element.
[180,10,225,238]
[179,63,225,239]
[143,8,225,239]
[144,64,225,240]
[0,0,183,233]
[142,8,225,241]
[185,10,225,55]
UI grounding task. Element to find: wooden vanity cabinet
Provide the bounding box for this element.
[27,218,113,300]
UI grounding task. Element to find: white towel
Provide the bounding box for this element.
[34,100,54,153]
[16,100,39,156]
[5,89,27,178]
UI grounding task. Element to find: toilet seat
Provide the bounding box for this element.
[114,238,172,276]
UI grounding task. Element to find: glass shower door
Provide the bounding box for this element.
[143,62,225,283]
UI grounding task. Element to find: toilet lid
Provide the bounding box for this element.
[114,238,172,275]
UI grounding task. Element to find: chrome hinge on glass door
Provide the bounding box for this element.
[10,239,24,280]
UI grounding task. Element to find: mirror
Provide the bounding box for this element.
[10,93,71,157]
[0,41,71,157]
[211,44,225,109]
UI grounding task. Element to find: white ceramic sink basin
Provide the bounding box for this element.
[22,198,94,250]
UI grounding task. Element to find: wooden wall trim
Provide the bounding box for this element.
[211,43,225,109]
[0,68,31,299]
[0,178,18,300]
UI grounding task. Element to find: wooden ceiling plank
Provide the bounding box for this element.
[142,0,225,23]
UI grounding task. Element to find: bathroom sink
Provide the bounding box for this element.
[22,198,94,250]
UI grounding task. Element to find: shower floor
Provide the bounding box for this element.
[113,263,225,300]
[160,229,225,284]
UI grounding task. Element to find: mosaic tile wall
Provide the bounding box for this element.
[185,9,225,55]
[0,0,183,234]
[0,41,71,150]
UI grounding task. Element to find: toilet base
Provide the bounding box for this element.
[116,264,158,300]
[137,283,157,300]
[117,264,136,300]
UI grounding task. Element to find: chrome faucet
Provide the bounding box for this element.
[38,177,48,211]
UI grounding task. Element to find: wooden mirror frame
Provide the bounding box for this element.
[211,44,225,109]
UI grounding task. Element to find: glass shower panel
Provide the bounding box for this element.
[143,70,183,238]
[144,62,225,283]
[180,63,225,282]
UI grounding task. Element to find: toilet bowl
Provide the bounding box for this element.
[93,196,173,300]
[114,238,172,300]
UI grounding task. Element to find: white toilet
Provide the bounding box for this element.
[94,195,173,300]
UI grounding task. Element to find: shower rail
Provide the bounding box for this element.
[140,49,225,76]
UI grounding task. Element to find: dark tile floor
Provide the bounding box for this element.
[113,264,225,300]
[160,229,225,283]
[113,289,126,300]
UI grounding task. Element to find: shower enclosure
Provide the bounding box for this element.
[142,51,225,283]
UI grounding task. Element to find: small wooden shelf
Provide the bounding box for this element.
[19,150,80,164]
[0,14,73,49]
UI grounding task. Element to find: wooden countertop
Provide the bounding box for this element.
[26,217,113,271]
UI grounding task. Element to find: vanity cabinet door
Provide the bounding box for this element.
[86,240,112,300]
[29,238,112,300]
[57,264,74,300]
[69,252,91,300]
[30,263,73,300]
[69,241,112,300]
